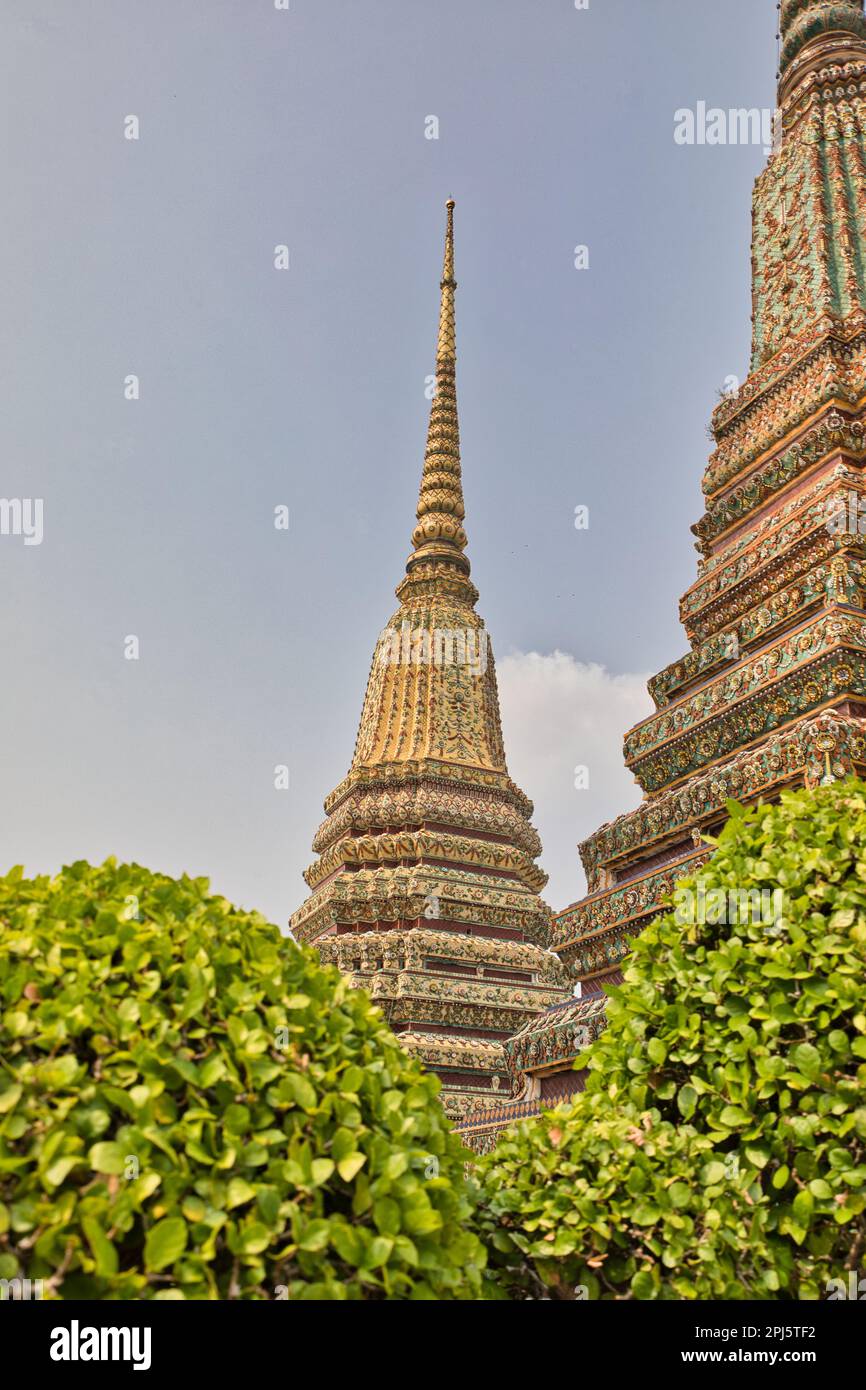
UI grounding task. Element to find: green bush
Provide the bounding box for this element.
[477,781,866,1299]
[0,859,487,1299]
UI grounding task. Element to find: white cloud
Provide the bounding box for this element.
[496,651,653,913]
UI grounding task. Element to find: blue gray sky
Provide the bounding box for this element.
[1,1,777,921]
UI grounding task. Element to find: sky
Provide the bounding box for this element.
[0,0,779,921]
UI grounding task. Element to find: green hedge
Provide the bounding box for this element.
[0,860,487,1299]
[7,781,866,1302]
[477,782,866,1299]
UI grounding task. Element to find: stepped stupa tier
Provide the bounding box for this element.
[457,0,866,1151]
[291,202,571,1120]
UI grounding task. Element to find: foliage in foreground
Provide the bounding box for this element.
[477,781,866,1299]
[0,860,487,1299]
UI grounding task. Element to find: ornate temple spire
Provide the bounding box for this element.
[290,200,570,1121]
[397,199,475,607]
[779,0,866,99]
[747,0,866,368]
[524,0,866,1146]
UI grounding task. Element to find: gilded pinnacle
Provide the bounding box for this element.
[398,199,475,605]
[437,198,456,362]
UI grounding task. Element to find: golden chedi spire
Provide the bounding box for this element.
[398,199,475,605]
[290,201,570,1120]
[350,199,501,774]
